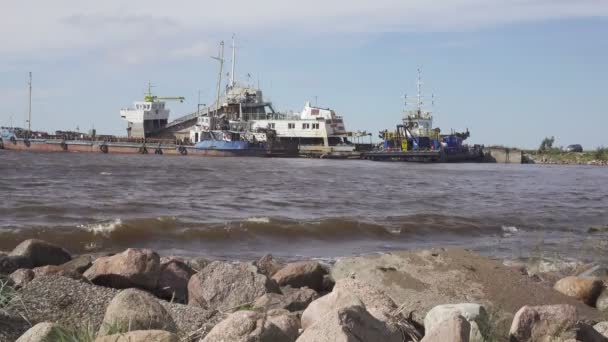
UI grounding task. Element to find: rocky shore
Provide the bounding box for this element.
[1,239,608,342]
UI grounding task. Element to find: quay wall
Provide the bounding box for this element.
[482,147,522,164]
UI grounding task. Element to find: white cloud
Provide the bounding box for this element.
[0,0,606,63]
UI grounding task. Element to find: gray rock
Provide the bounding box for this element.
[188,261,280,311]
[98,288,177,336]
[84,248,160,291]
[95,330,180,342]
[254,287,319,312]
[333,278,398,321]
[425,303,490,342]
[595,321,608,338]
[421,314,470,342]
[597,288,608,311]
[301,285,364,330]
[9,239,71,267]
[572,322,608,342]
[0,255,20,275]
[1,255,34,275]
[296,304,402,342]
[60,254,93,273]
[509,304,578,342]
[322,274,335,292]
[156,257,195,303]
[187,257,210,273]
[201,310,297,342]
[266,309,300,341]
[33,265,88,282]
[272,261,327,292]
[9,268,35,288]
[15,322,59,342]
[255,254,283,277]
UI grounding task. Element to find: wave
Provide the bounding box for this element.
[0,214,509,254]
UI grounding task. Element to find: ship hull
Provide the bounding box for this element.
[0,138,297,158]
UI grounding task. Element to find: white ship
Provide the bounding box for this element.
[120,84,184,138]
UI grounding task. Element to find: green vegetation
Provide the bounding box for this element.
[593,147,608,161]
[46,325,96,342]
[0,279,28,320]
[45,321,129,342]
[538,136,555,152]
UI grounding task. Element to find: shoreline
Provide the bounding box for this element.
[2,239,608,341]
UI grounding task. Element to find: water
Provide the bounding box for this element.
[1,150,607,262]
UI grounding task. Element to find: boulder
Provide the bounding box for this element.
[567,322,608,342]
[156,257,195,303]
[15,322,59,342]
[597,289,608,311]
[84,248,160,291]
[255,254,283,277]
[424,303,489,342]
[333,278,397,321]
[296,304,402,342]
[95,330,179,342]
[33,265,87,282]
[60,254,93,273]
[9,239,71,267]
[1,255,34,274]
[301,285,364,330]
[509,304,577,342]
[266,309,300,341]
[187,257,210,272]
[554,276,604,306]
[322,274,335,292]
[9,268,35,288]
[1,255,20,275]
[272,261,326,292]
[254,287,319,312]
[595,322,608,338]
[201,310,297,342]
[421,314,471,342]
[330,249,605,326]
[187,261,279,311]
[98,288,177,336]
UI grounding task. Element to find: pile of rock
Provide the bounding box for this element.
[3,239,608,342]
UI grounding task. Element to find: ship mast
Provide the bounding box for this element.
[211,41,225,116]
[416,68,422,115]
[28,72,32,133]
[230,34,236,88]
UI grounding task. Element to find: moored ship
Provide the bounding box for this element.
[363,69,483,162]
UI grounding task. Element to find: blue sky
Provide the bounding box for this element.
[1,1,607,149]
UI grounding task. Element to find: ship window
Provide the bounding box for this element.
[302,123,310,129]
[312,123,319,129]
[288,123,295,129]
[269,123,275,129]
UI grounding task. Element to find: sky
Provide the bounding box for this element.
[0,0,607,149]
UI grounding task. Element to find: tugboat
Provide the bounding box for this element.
[364,69,483,162]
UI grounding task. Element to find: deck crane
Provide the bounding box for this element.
[143,82,185,103]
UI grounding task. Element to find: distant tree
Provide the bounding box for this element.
[538,136,555,152]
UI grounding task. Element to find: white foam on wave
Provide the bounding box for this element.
[245,217,270,224]
[100,172,112,176]
[78,218,122,235]
[501,226,519,233]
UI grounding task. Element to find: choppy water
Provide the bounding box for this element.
[1,150,607,262]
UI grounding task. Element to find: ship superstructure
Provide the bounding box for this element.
[120,83,184,138]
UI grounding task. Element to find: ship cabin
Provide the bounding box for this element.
[120,100,171,138]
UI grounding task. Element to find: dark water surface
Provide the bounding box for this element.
[1,150,607,261]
